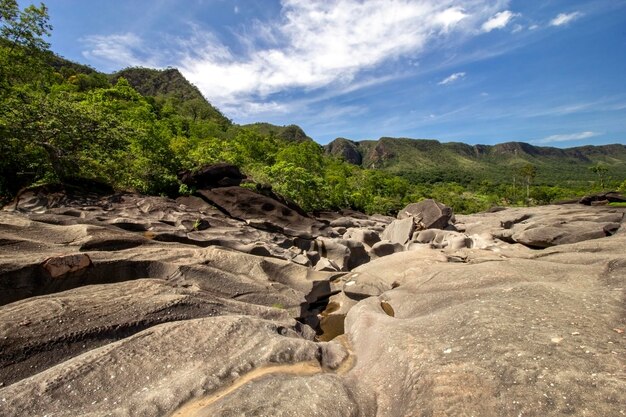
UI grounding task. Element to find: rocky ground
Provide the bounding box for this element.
[0,181,624,417]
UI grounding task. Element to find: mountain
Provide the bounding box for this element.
[325,137,626,185]
[241,123,313,143]
[111,67,231,128]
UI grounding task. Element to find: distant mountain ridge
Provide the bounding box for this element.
[325,137,626,184]
[44,53,625,187]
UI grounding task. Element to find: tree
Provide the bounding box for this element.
[518,163,537,204]
[589,163,609,190]
[0,0,52,88]
[1,88,130,183]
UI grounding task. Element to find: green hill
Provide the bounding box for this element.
[111,67,231,129]
[241,123,313,143]
[325,137,626,186]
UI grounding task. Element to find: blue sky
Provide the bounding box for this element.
[42,0,626,146]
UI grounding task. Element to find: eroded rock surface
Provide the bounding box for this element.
[1,192,624,417]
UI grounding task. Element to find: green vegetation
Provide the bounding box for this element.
[1,1,624,215]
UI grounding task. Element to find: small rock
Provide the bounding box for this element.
[42,254,92,278]
[314,257,339,272]
[291,254,311,267]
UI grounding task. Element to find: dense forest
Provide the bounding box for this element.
[1,1,625,215]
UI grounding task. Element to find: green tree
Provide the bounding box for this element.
[0,0,52,88]
[518,163,537,204]
[1,88,129,184]
[589,163,609,190]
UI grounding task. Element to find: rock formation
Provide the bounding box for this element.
[0,185,624,417]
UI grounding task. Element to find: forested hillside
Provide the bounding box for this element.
[1,1,625,215]
[325,137,626,185]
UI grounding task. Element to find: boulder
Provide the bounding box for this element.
[196,187,328,238]
[330,217,359,228]
[579,191,626,205]
[343,228,381,248]
[412,229,472,250]
[342,272,393,300]
[370,240,404,258]
[397,199,453,230]
[177,163,245,188]
[312,237,370,271]
[381,217,415,245]
[512,223,614,248]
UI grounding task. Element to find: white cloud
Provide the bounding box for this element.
[434,6,469,32]
[81,1,515,118]
[535,131,600,144]
[81,33,158,70]
[173,1,507,114]
[481,10,517,32]
[550,12,582,27]
[438,72,466,85]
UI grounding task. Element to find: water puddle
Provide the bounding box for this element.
[169,361,322,417]
[317,301,345,342]
[169,333,356,417]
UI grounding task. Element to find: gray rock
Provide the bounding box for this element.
[333,226,347,235]
[512,222,611,248]
[381,217,416,245]
[370,240,404,258]
[312,237,369,271]
[291,253,311,266]
[3,192,625,417]
[329,217,358,228]
[343,227,381,248]
[306,250,321,265]
[314,257,340,272]
[398,199,453,230]
[412,229,472,250]
[196,187,328,238]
